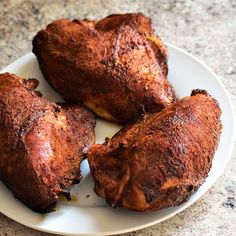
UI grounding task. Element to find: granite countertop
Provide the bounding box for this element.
[0,0,235,235]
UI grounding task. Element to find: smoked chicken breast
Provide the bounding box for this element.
[32,13,176,123]
[88,90,222,211]
[0,73,95,213]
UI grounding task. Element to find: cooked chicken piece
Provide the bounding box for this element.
[88,90,222,211]
[0,73,95,213]
[32,13,176,124]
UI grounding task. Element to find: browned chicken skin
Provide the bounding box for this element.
[0,73,95,213]
[88,90,222,211]
[32,13,176,124]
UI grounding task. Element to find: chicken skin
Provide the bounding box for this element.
[88,90,222,211]
[0,73,95,213]
[32,13,176,124]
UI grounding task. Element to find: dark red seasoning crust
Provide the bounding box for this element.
[32,13,176,124]
[0,73,95,213]
[88,90,222,211]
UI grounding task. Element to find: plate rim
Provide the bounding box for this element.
[0,43,235,236]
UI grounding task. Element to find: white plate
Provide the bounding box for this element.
[0,44,235,236]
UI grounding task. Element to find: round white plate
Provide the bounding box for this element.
[0,44,235,236]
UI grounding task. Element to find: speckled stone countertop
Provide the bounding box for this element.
[0,0,235,235]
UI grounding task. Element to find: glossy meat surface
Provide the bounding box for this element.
[0,73,95,213]
[88,90,222,211]
[32,13,176,123]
